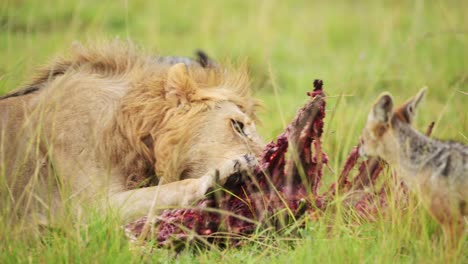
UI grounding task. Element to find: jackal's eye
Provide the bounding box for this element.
[231,119,246,137]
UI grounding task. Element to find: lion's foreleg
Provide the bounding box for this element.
[111,154,257,222]
[110,174,214,222]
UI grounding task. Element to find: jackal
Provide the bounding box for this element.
[359,88,467,244]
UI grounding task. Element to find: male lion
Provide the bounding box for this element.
[0,42,264,224]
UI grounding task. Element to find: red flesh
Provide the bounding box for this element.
[125,80,394,248]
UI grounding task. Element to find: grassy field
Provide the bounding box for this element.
[1,0,467,263]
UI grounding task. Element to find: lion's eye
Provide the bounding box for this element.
[231,119,246,137]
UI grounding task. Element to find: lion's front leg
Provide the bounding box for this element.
[111,154,257,222]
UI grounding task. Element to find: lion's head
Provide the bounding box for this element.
[107,55,265,186]
[27,42,265,187]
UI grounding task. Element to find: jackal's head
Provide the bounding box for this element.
[359,88,427,163]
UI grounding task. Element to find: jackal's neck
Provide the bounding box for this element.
[392,123,442,174]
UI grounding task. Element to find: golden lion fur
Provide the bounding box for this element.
[0,41,264,223]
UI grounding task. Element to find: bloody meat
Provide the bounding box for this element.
[125,80,396,248]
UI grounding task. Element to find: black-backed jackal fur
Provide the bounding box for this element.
[360,88,467,246]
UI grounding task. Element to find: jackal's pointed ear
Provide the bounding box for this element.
[165,63,197,106]
[369,93,394,124]
[395,87,427,123]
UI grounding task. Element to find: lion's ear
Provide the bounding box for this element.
[165,63,197,106]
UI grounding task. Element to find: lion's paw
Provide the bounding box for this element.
[233,154,257,174]
[215,154,258,186]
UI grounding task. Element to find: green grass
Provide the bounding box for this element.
[0,0,467,263]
